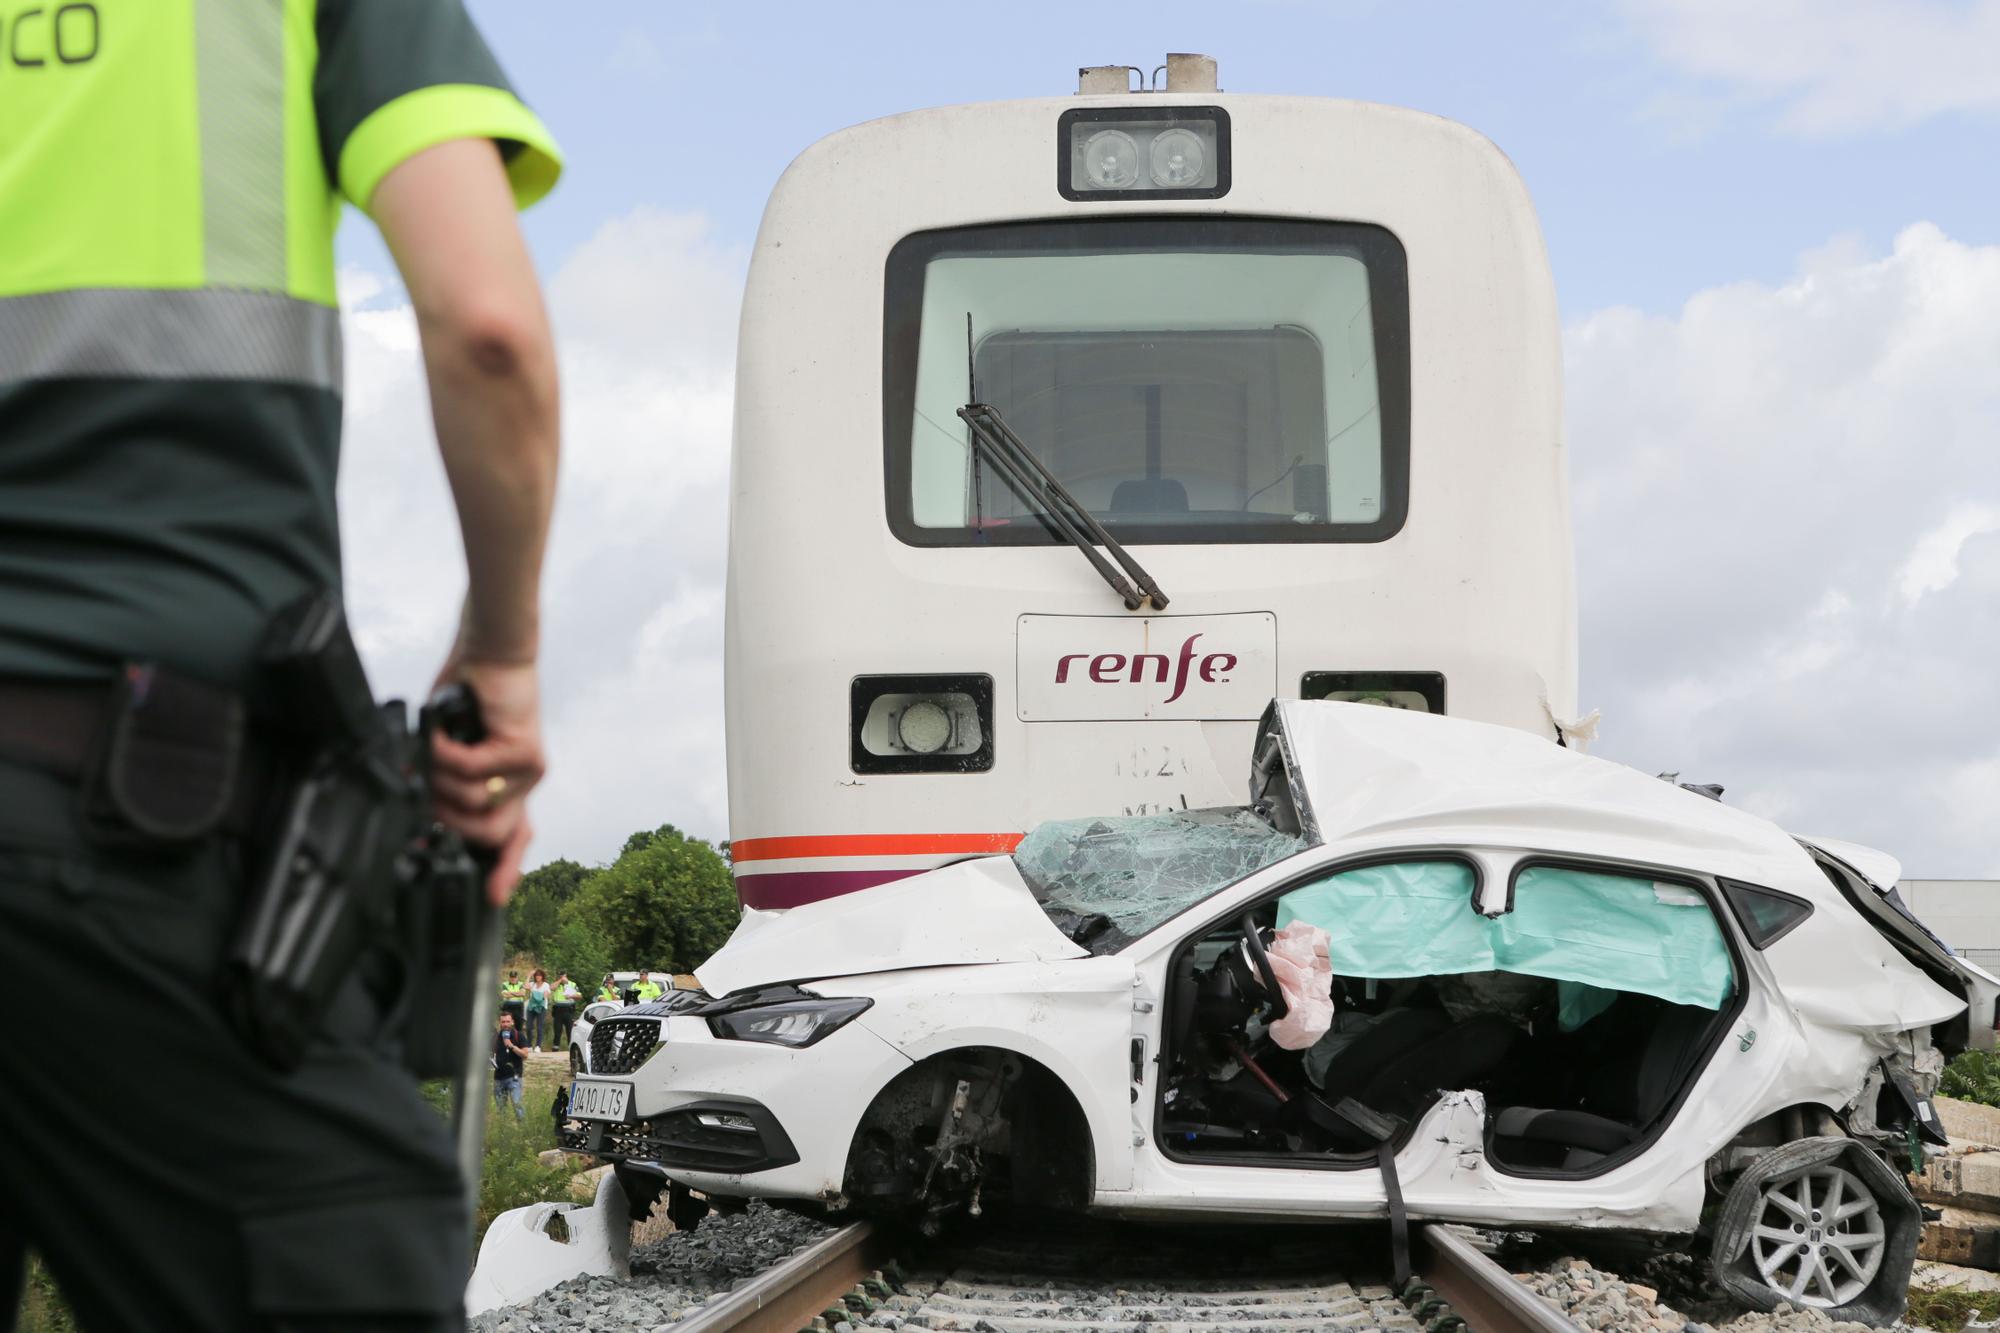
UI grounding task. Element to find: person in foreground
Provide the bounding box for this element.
[0,2,562,1328]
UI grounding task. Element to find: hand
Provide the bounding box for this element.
[429,658,545,905]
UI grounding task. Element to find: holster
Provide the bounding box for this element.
[222,591,489,1076]
[395,835,486,1079]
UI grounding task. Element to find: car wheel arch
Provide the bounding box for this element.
[842,1044,1099,1217]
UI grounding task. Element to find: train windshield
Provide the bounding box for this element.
[885,218,1409,547]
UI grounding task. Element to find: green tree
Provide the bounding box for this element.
[521,858,590,905]
[505,857,591,959]
[560,825,737,973]
[542,919,612,992]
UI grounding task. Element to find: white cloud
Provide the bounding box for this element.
[340,208,2000,879]
[1897,502,2000,604]
[337,209,746,868]
[1624,0,2000,134]
[1570,222,2000,873]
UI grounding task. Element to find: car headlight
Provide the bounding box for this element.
[706,997,872,1048]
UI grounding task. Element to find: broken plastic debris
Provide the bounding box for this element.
[1015,807,1303,947]
[1265,921,1335,1049]
[1544,701,1602,752]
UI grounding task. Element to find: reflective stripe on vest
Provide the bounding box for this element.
[0,289,340,388]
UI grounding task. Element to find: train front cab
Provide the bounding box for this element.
[725,76,1575,909]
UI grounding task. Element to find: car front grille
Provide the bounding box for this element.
[589,1017,662,1074]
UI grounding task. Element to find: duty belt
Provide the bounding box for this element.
[0,674,274,839]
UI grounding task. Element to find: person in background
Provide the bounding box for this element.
[492,1013,529,1123]
[598,974,621,1004]
[524,967,551,1049]
[634,969,664,1004]
[500,970,527,1030]
[552,972,581,1050]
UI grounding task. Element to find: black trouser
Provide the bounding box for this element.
[0,758,467,1332]
[501,999,524,1030]
[551,1004,576,1050]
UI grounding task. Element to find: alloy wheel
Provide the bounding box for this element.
[1749,1163,1885,1309]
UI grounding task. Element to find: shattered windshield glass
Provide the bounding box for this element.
[1014,807,1305,953]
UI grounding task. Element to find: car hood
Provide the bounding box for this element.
[696,854,1088,997]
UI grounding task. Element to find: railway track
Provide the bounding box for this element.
[673,1217,1581,1333]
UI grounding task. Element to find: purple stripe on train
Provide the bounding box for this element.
[735,867,921,909]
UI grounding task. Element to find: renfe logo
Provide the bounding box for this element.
[1055,633,1238,705]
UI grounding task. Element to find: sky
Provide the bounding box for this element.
[335,0,2000,876]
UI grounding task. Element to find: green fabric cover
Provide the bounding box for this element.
[1277,862,1733,1012]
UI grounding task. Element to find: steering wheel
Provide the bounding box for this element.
[1238,913,1289,1022]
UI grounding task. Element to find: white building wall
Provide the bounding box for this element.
[1902,879,2000,969]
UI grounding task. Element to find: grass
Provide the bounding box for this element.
[1906,1283,2000,1330]
[18,1051,588,1330]
[15,1256,78,1333]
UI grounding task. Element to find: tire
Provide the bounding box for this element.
[1744,1162,1885,1308]
[1709,1136,1919,1326]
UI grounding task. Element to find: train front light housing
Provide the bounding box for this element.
[1060,107,1229,200]
[1082,129,1141,189]
[851,674,995,774]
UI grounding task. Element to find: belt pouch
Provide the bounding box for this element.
[80,664,243,846]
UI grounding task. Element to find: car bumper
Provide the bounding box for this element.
[560,1013,911,1199]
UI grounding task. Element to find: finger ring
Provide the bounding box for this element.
[484,775,510,805]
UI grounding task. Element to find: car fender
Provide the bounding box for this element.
[816,958,1137,1192]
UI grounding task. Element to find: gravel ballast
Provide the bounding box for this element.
[469,1202,834,1333]
[1517,1255,1919,1333]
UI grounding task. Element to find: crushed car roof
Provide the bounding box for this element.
[1263,700,1841,906]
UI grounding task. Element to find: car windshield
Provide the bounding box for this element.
[1013,807,1304,954]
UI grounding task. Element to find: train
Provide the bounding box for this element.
[723,55,1577,909]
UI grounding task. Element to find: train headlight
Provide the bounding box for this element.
[1081,130,1141,189]
[897,699,953,754]
[1148,128,1206,186]
[1059,107,1230,201]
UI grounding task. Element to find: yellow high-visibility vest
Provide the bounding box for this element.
[0,0,559,684]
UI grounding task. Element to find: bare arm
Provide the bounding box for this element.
[370,138,560,900]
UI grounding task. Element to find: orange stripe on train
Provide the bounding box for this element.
[730,832,1024,863]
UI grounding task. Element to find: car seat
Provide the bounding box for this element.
[1297,1008,1521,1148]
[1490,999,1718,1170]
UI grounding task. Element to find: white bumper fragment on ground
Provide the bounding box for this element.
[465,1168,631,1317]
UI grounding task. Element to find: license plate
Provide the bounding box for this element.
[568,1079,632,1123]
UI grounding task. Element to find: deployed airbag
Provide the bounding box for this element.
[1266,921,1334,1049]
[1277,861,1732,1011]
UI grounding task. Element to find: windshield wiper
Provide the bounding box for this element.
[957,399,1170,611]
[957,314,1168,610]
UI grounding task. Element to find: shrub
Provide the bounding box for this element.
[1941,1049,2000,1108]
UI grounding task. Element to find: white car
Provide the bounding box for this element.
[561,702,1992,1325]
[566,972,675,1075]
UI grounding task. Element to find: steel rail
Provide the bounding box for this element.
[1412,1223,1581,1333]
[673,1220,884,1333]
